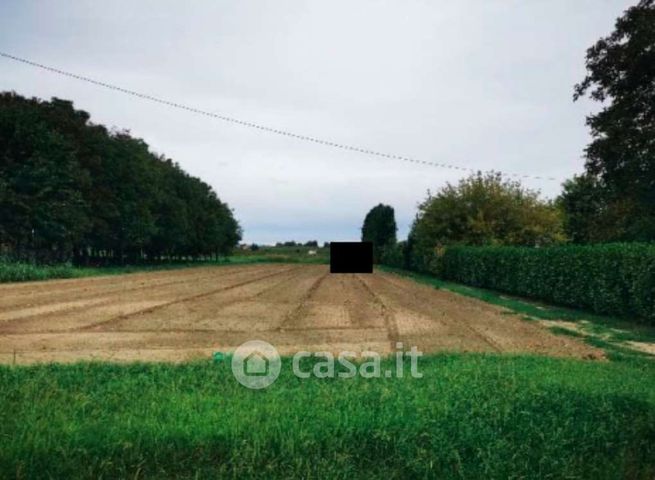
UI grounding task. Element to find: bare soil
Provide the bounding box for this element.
[0,264,603,363]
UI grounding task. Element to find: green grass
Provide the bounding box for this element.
[1,355,654,479]
[0,260,81,282]
[228,252,328,265]
[0,260,228,283]
[380,266,655,361]
[232,245,330,265]
[0,249,329,283]
[0,261,181,282]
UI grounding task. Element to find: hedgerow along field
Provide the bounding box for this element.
[382,242,655,324]
[439,243,655,323]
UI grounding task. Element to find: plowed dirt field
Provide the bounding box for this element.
[0,264,601,363]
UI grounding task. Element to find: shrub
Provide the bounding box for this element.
[410,172,565,254]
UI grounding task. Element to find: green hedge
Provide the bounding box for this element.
[380,243,655,323]
[433,244,655,323]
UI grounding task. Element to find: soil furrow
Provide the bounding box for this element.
[0,264,281,312]
[277,270,330,331]
[78,266,301,331]
[353,274,400,350]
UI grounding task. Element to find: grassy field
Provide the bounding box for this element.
[0,260,200,283]
[0,247,328,283]
[231,245,329,264]
[1,354,654,479]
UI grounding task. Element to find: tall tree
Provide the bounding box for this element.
[558,175,606,243]
[0,97,89,261]
[361,204,397,262]
[0,92,242,263]
[572,0,655,241]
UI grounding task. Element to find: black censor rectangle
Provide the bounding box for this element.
[330,242,373,274]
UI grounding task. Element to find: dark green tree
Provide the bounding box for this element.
[361,204,397,262]
[0,92,241,264]
[0,97,89,262]
[557,175,637,243]
[571,0,655,241]
[558,175,605,243]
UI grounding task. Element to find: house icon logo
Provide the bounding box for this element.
[244,351,269,376]
[231,340,281,389]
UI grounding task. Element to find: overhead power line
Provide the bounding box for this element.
[1,51,558,181]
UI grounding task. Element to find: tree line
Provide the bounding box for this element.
[274,240,322,248]
[0,92,241,264]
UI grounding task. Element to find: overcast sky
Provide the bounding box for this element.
[0,1,633,244]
